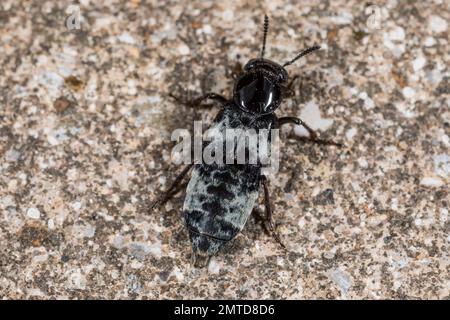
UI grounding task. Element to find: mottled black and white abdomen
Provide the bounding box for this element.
[182,105,274,258]
[183,163,260,257]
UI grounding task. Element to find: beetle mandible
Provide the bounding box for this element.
[153,15,342,267]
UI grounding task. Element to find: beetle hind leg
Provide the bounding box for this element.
[151,164,193,210]
[261,176,287,250]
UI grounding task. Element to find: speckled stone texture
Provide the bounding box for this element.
[0,0,449,299]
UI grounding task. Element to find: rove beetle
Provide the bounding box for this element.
[153,15,341,267]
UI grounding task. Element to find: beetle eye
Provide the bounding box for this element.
[235,74,280,114]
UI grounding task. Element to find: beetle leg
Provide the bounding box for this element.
[287,74,300,90]
[230,61,243,80]
[191,251,211,268]
[278,116,343,147]
[251,208,271,235]
[261,176,286,249]
[193,92,228,105]
[282,74,300,98]
[151,164,193,210]
[169,92,228,109]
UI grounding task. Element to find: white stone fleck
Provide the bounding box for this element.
[39,72,64,91]
[383,25,406,56]
[127,79,137,96]
[118,32,136,44]
[32,249,48,263]
[178,43,190,55]
[440,208,448,225]
[389,25,405,41]
[368,214,388,227]
[429,15,448,33]
[72,223,96,238]
[324,250,336,260]
[326,68,344,87]
[130,260,143,269]
[395,101,416,118]
[426,68,443,85]
[434,154,450,179]
[48,219,55,229]
[1,195,15,208]
[420,177,444,187]
[71,201,82,211]
[391,198,398,211]
[208,258,221,274]
[67,270,87,290]
[26,207,40,219]
[83,224,96,238]
[424,36,436,47]
[358,157,369,169]
[413,56,426,72]
[365,97,374,109]
[202,24,212,34]
[128,240,162,259]
[330,269,353,293]
[223,9,234,21]
[402,86,416,99]
[294,100,334,138]
[330,10,353,25]
[442,134,449,146]
[112,235,125,249]
[173,266,184,281]
[27,288,45,298]
[358,91,374,109]
[5,149,21,162]
[158,175,166,185]
[359,91,368,100]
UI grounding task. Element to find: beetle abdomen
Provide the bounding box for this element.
[183,163,260,256]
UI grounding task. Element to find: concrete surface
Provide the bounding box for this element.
[0,0,449,299]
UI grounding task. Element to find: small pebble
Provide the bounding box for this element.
[346,128,357,140]
[54,97,72,113]
[27,207,40,219]
[178,43,190,55]
[402,87,416,99]
[420,177,444,187]
[424,36,436,47]
[429,15,448,33]
[329,269,353,293]
[118,32,136,44]
[413,56,426,72]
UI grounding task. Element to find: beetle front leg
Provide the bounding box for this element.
[229,61,243,80]
[151,164,194,210]
[261,175,286,249]
[278,116,342,147]
[169,92,228,109]
[282,75,300,98]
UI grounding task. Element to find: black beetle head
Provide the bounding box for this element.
[233,58,287,115]
[233,15,321,116]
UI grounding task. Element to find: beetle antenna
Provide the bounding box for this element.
[282,45,321,67]
[260,15,269,58]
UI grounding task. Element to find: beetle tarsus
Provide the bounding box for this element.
[191,251,211,268]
